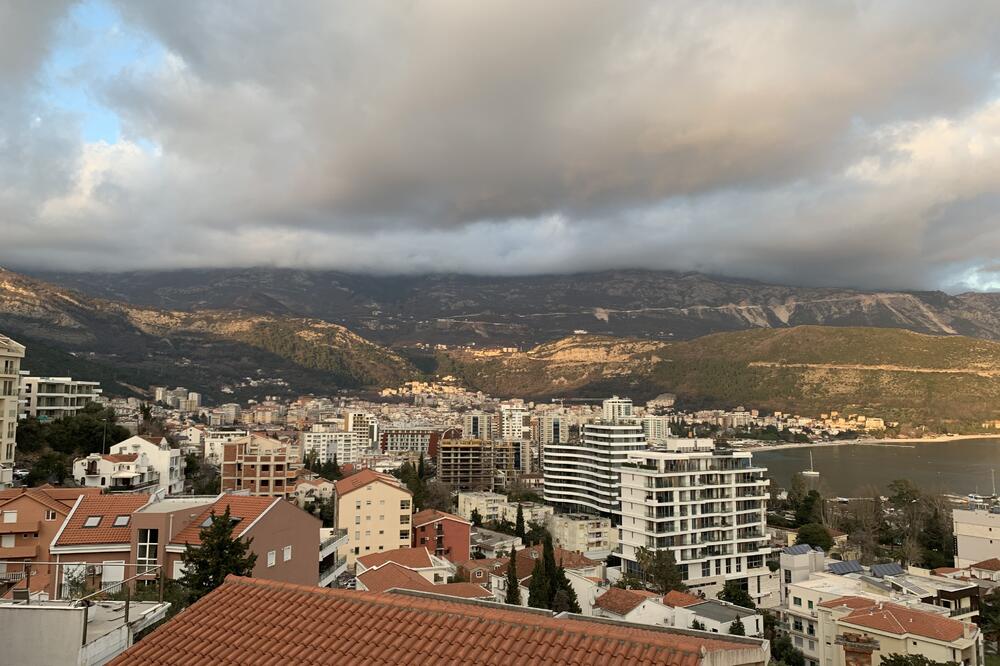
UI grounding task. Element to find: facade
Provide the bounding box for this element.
[72,452,160,493]
[411,509,471,563]
[543,418,647,519]
[302,423,365,464]
[289,477,337,509]
[457,491,508,523]
[378,427,442,457]
[953,505,1000,568]
[463,411,496,441]
[548,512,618,557]
[436,439,496,491]
[618,439,771,602]
[334,469,413,566]
[202,427,249,465]
[0,335,25,489]
[108,436,185,495]
[345,411,378,448]
[641,415,675,444]
[499,404,531,441]
[537,414,569,446]
[220,434,295,498]
[602,396,633,422]
[17,373,102,421]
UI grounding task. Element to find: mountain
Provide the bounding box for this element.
[27,267,1000,346]
[440,327,1000,428]
[0,269,416,400]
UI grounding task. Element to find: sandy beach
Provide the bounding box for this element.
[729,433,999,451]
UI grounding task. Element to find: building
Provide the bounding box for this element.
[411,509,471,562]
[378,427,442,457]
[456,491,508,523]
[470,527,522,559]
[618,439,771,602]
[72,452,160,493]
[220,433,296,498]
[499,404,531,441]
[592,587,763,636]
[334,469,413,566]
[202,427,249,465]
[108,435,185,495]
[641,415,675,444]
[301,423,365,464]
[547,512,618,558]
[345,411,378,447]
[355,546,454,585]
[0,334,25,489]
[543,413,647,519]
[289,477,337,509]
[463,410,496,441]
[602,395,633,422]
[109,576,772,665]
[17,373,102,421]
[489,543,605,607]
[436,439,496,491]
[953,504,1000,568]
[537,413,568,446]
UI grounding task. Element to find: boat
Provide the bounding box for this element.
[802,451,820,478]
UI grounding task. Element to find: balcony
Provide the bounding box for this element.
[320,529,349,560]
[319,555,348,587]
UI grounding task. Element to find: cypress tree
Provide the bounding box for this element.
[504,547,521,605]
[728,617,746,635]
[181,506,258,604]
[515,504,525,539]
[527,558,549,609]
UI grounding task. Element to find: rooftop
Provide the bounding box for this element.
[170,496,278,545]
[686,600,756,623]
[334,468,406,497]
[594,587,658,616]
[109,576,767,666]
[53,494,151,547]
[357,547,436,570]
[135,495,219,515]
[412,508,470,528]
[840,601,970,643]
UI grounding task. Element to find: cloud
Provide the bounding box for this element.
[3,1,1000,291]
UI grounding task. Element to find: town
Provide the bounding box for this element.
[1,332,996,666]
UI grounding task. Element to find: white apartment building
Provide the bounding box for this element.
[543,417,647,519]
[953,504,1000,568]
[203,428,249,465]
[0,334,25,488]
[499,403,531,442]
[17,373,102,421]
[302,423,365,465]
[641,415,674,444]
[108,435,185,495]
[602,396,633,422]
[457,491,508,523]
[548,512,618,558]
[618,439,772,603]
[463,411,496,441]
[73,451,160,492]
[537,414,569,446]
[345,411,378,448]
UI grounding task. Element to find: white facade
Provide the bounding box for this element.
[17,373,102,421]
[302,424,365,464]
[345,411,378,448]
[109,435,185,495]
[457,491,508,523]
[548,512,618,558]
[203,428,249,465]
[463,411,496,441]
[618,439,772,603]
[499,404,531,442]
[602,396,633,422]
[73,451,159,492]
[538,414,568,445]
[641,415,674,444]
[543,420,647,518]
[954,506,1000,568]
[0,335,25,488]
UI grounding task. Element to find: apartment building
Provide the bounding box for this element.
[345,411,378,447]
[618,439,771,602]
[463,410,496,441]
[302,423,365,464]
[108,435,185,495]
[641,415,675,444]
[953,504,1000,568]
[0,335,25,489]
[543,415,647,519]
[436,439,496,491]
[335,469,413,566]
[457,491,508,523]
[72,452,160,493]
[411,509,471,562]
[289,477,337,509]
[547,512,618,557]
[378,427,443,456]
[220,433,296,498]
[17,373,102,421]
[537,414,569,446]
[602,396,633,422]
[499,403,531,441]
[202,427,249,465]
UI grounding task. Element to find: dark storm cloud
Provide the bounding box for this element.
[3,1,1000,290]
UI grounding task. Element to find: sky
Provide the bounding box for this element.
[2,1,1000,291]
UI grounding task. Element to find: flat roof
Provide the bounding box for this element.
[688,600,756,623]
[136,496,219,514]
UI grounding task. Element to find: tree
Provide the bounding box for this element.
[515,504,525,539]
[795,490,824,527]
[26,452,69,486]
[728,617,746,636]
[422,481,453,512]
[770,634,805,666]
[527,558,549,609]
[880,656,949,666]
[795,523,833,551]
[551,566,581,613]
[690,619,706,630]
[717,580,755,609]
[317,494,337,528]
[635,547,687,594]
[979,589,1000,655]
[505,547,521,605]
[181,506,258,604]
[470,508,483,527]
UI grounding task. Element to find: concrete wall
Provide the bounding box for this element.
[0,605,85,666]
[248,500,321,586]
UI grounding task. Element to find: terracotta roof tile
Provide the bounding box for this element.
[356,562,432,593]
[110,576,764,666]
[662,590,704,608]
[841,602,968,642]
[594,587,658,616]
[818,595,877,610]
[334,468,407,497]
[433,582,494,599]
[412,508,471,528]
[53,494,151,546]
[103,453,139,463]
[357,547,434,570]
[971,557,1000,571]
[0,486,100,510]
[170,496,277,546]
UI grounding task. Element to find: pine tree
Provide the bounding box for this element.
[728,617,746,635]
[181,506,258,604]
[552,566,581,613]
[417,454,426,480]
[504,547,521,605]
[470,508,483,527]
[515,504,525,539]
[330,454,342,480]
[527,558,549,609]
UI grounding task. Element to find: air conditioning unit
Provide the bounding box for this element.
[86,565,102,576]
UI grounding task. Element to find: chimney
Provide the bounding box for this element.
[835,633,880,666]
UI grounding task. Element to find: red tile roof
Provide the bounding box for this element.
[412,508,471,528]
[971,558,1000,571]
[433,582,494,599]
[662,590,705,608]
[517,544,599,572]
[841,602,968,642]
[818,595,878,610]
[356,562,432,592]
[594,587,658,616]
[53,494,151,546]
[103,453,139,463]
[0,486,99,509]
[334,468,407,497]
[170,496,278,546]
[357,547,434,570]
[110,576,763,665]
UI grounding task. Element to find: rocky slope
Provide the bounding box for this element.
[29,267,1000,346]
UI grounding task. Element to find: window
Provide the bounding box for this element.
[83,516,102,528]
[267,550,276,567]
[356,501,361,510]
[283,545,292,562]
[1,534,13,548]
[400,530,409,540]
[702,561,711,577]
[113,515,130,527]
[784,569,792,583]
[44,510,57,521]
[807,600,814,610]
[355,516,361,525]
[475,570,484,579]
[400,515,410,525]
[137,528,159,573]
[366,499,371,505]
[2,510,17,523]
[793,596,802,607]
[401,500,411,510]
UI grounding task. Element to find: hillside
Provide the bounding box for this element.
[441,327,1000,428]
[29,268,1000,347]
[0,269,416,399]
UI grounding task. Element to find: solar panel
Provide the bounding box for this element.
[828,560,863,575]
[870,562,905,578]
[782,544,814,555]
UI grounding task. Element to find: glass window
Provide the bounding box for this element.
[267,550,276,567]
[83,516,101,528]
[400,530,409,540]
[44,510,57,521]
[137,528,159,573]
[113,515,130,527]
[793,597,802,606]
[283,545,292,562]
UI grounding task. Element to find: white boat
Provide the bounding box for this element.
[802,451,820,477]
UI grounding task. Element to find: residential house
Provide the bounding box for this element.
[547,512,618,558]
[220,433,297,497]
[289,477,337,510]
[490,543,604,607]
[411,509,471,563]
[334,469,413,567]
[355,547,453,584]
[109,435,185,495]
[72,452,159,493]
[470,527,521,559]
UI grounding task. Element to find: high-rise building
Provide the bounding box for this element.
[463,411,496,441]
[436,439,496,491]
[345,411,378,449]
[602,396,633,422]
[499,403,531,441]
[17,373,102,421]
[543,400,647,520]
[641,415,674,444]
[618,439,771,601]
[302,423,365,465]
[0,334,26,488]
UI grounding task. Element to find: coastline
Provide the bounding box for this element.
[730,433,999,452]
